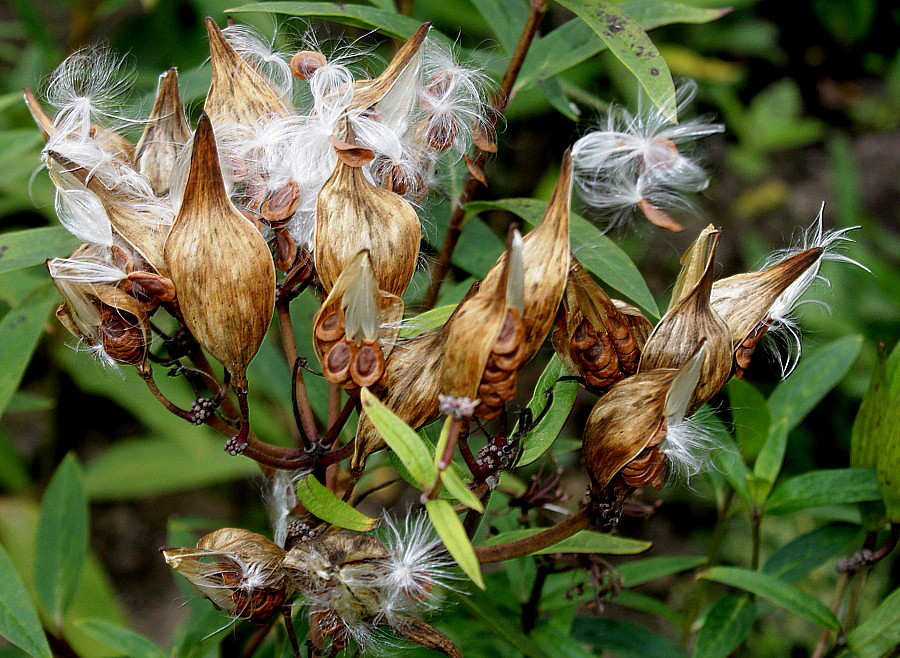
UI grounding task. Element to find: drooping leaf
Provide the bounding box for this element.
[763,523,862,583]
[616,555,706,587]
[76,619,167,658]
[361,388,437,488]
[426,499,484,589]
[693,594,756,658]
[516,354,580,467]
[0,542,51,658]
[0,227,78,276]
[295,475,379,532]
[480,528,651,555]
[846,587,900,658]
[34,454,89,626]
[466,198,659,316]
[572,616,687,657]
[698,566,839,631]
[765,468,881,515]
[556,0,678,122]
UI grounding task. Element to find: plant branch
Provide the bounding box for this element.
[279,299,319,442]
[474,507,589,564]
[421,0,548,309]
[521,560,551,633]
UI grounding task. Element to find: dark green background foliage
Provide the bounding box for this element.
[0,0,898,656]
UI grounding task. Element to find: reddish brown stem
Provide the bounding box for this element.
[279,299,319,441]
[474,507,589,564]
[421,0,548,309]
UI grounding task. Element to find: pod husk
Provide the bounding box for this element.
[639,225,732,409]
[164,113,275,390]
[315,159,421,297]
[204,17,291,127]
[135,68,191,195]
[350,23,431,111]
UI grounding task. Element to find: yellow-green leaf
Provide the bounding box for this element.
[426,499,484,589]
[295,476,379,532]
[361,388,436,487]
[440,468,484,512]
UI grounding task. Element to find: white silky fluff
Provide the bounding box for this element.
[223,23,294,101]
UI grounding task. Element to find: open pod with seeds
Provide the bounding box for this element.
[639,225,732,410]
[315,139,421,297]
[583,344,706,521]
[164,113,275,450]
[553,257,652,395]
[134,68,191,196]
[478,152,573,364]
[313,250,403,392]
[349,23,431,113]
[163,528,291,624]
[441,232,527,421]
[710,247,824,377]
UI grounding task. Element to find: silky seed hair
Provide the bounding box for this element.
[222,23,294,102]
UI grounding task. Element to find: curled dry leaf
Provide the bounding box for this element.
[135,68,191,195]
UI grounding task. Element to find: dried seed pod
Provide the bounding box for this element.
[350,23,431,111]
[93,286,151,368]
[315,157,420,297]
[134,68,191,195]
[204,18,291,128]
[163,528,290,624]
[290,50,327,80]
[639,225,732,409]
[164,113,275,393]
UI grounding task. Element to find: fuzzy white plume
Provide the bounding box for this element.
[223,23,294,101]
[661,406,726,482]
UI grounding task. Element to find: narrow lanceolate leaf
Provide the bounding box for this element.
[426,499,484,589]
[0,542,52,658]
[763,524,862,583]
[556,0,678,122]
[0,284,57,417]
[0,227,78,276]
[361,388,437,487]
[693,594,756,658]
[398,304,456,338]
[480,529,651,555]
[76,619,167,658]
[764,468,881,515]
[616,555,706,587]
[516,355,580,467]
[846,587,900,658]
[35,454,89,626]
[698,566,839,631]
[295,476,379,532]
[440,468,484,512]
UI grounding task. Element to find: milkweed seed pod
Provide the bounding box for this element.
[162,528,291,624]
[203,18,291,129]
[349,23,431,112]
[313,251,404,391]
[164,113,275,393]
[639,225,732,409]
[553,257,653,395]
[479,152,573,364]
[134,68,191,196]
[441,233,527,420]
[315,142,421,297]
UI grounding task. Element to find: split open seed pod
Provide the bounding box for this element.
[204,18,291,128]
[640,225,732,409]
[710,247,823,377]
[163,528,290,623]
[479,151,572,363]
[313,250,404,391]
[164,113,275,393]
[350,23,431,112]
[135,68,191,195]
[315,151,421,297]
[553,257,652,395]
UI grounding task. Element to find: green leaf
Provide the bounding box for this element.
[765,468,881,515]
[616,555,706,587]
[465,198,659,316]
[35,454,89,626]
[0,284,56,417]
[516,355,580,467]
[457,591,548,658]
[361,388,437,487]
[0,542,51,658]
[295,476,379,532]
[75,619,166,658]
[754,335,863,488]
[846,586,900,658]
[613,590,683,624]
[556,0,678,122]
[710,432,752,505]
[572,616,687,657]
[727,378,770,460]
[398,304,455,338]
[0,227,79,276]
[470,0,528,54]
[763,524,862,583]
[517,2,729,91]
[851,343,899,468]
[480,528,650,555]
[693,594,756,658]
[698,566,839,631]
[426,499,484,589]
[440,468,484,512]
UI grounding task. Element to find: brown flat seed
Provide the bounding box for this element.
[325,341,353,382]
[291,50,327,80]
[351,342,385,388]
[571,318,598,350]
[261,181,300,225]
[315,309,345,342]
[492,310,524,355]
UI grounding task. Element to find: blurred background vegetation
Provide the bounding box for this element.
[0,0,897,655]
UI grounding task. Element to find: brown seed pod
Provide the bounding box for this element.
[134,68,191,195]
[640,225,732,410]
[350,23,431,112]
[164,113,275,392]
[315,157,421,298]
[203,18,291,128]
[94,286,151,368]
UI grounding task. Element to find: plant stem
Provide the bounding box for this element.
[421,0,548,309]
[279,299,319,441]
[811,572,851,658]
[521,561,551,633]
[475,507,589,564]
[425,416,464,500]
[750,507,762,570]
